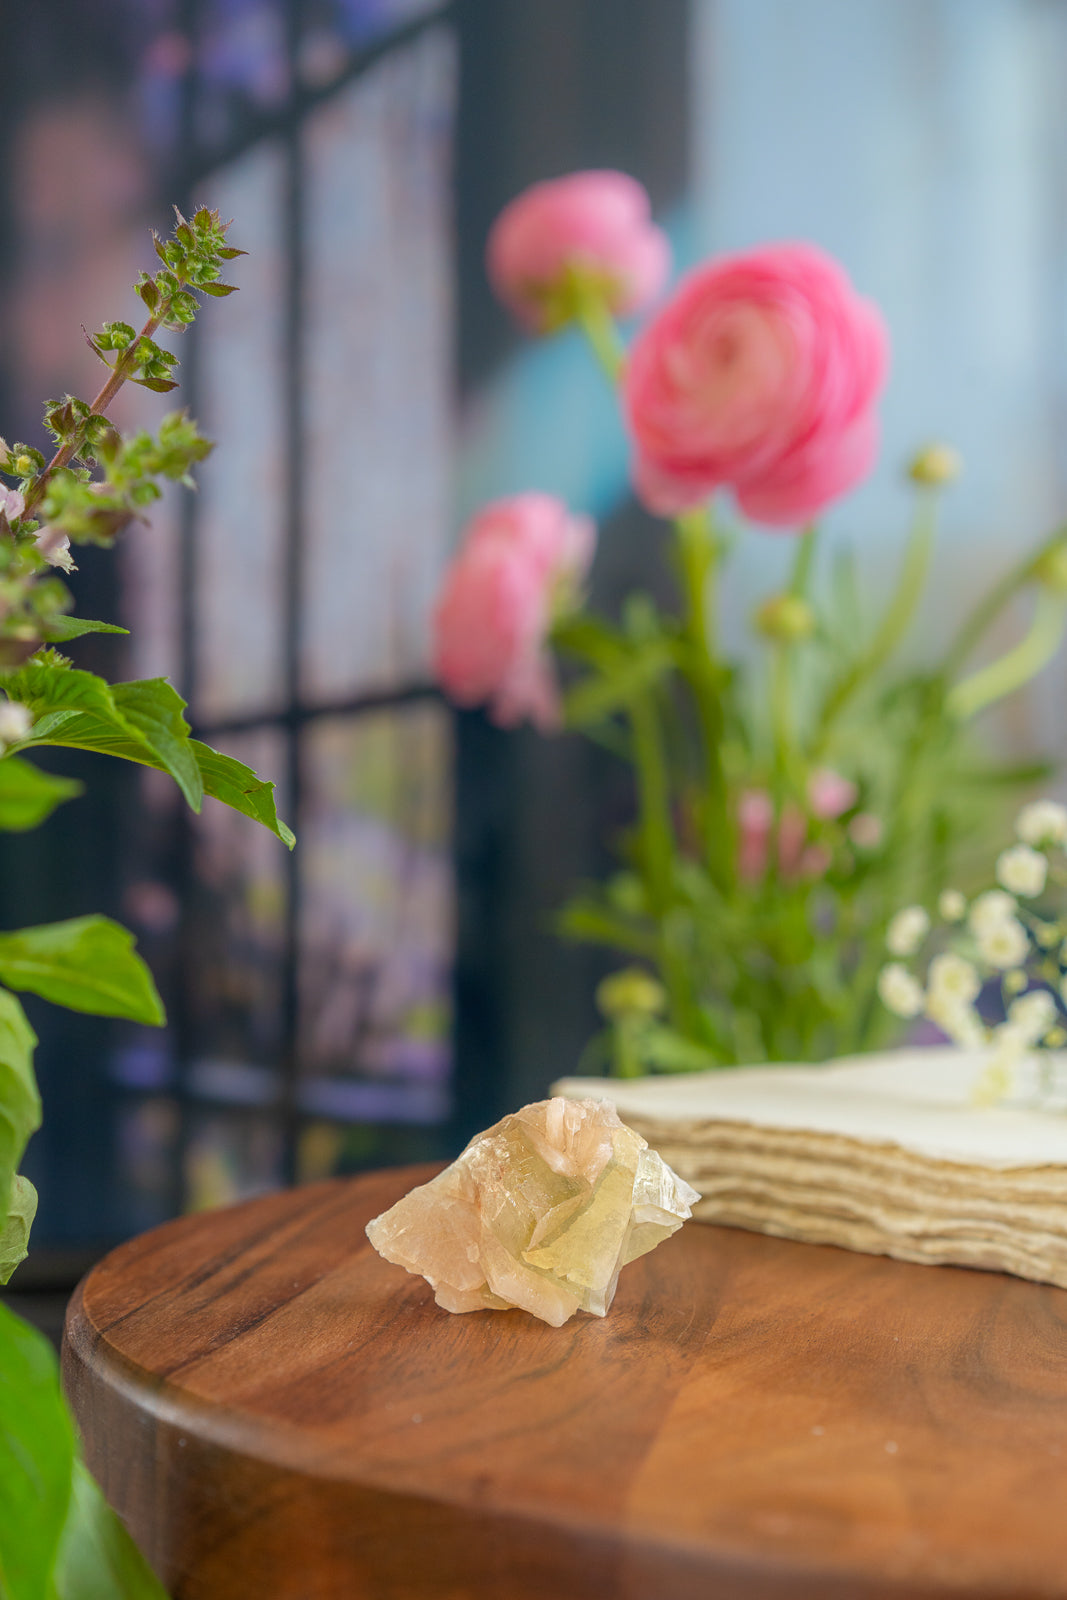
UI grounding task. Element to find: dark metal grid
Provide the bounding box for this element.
[164,0,457,1205]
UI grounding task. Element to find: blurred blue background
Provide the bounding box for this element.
[1,0,1065,1333]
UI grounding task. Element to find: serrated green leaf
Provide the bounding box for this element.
[0,758,82,832]
[0,1174,37,1285]
[38,619,129,644]
[129,377,179,394]
[54,1462,167,1600]
[10,664,292,843]
[197,282,238,297]
[109,681,201,810]
[190,740,295,848]
[0,991,39,1242]
[0,917,164,1025]
[0,1304,76,1600]
[10,665,203,813]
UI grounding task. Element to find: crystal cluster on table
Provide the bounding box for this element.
[556,1048,1067,1290]
[366,1096,698,1326]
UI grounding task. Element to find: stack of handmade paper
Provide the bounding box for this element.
[554,1048,1067,1288]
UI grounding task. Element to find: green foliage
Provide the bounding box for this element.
[54,1463,167,1600]
[0,202,283,1596]
[0,918,164,1025]
[0,758,82,832]
[191,740,296,849]
[0,990,39,1238]
[8,659,295,844]
[0,1307,166,1600]
[38,619,128,644]
[0,1173,37,1284]
[8,662,203,811]
[0,1304,76,1600]
[0,207,241,650]
[556,493,1067,1070]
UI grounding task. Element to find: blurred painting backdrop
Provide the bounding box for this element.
[1,0,1066,1285]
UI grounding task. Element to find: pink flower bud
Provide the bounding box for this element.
[487,171,671,332]
[808,768,858,820]
[623,242,888,526]
[432,494,595,731]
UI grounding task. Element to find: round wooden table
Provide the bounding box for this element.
[63,1164,1067,1599]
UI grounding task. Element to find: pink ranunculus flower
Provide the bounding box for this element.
[487,171,671,332]
[623,242,889,527]
[433,494,595,731]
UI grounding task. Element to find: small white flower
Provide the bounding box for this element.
[926,990,987,1047]
[34,526,75,574]
[1016,799,1067,848]
[0,700,32,744]
[877,963,924,1019]
[968,889,1018,935]
[927,952,981,1005]
[1007,988,1058,1045]
[975,915,1030,970]
[886,905,930,957]
[996,844,1048,899]
[938,888,967,923]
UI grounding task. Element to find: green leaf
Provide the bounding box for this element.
[0,1308,165,1600]
[0,1303,76,1600]
[10,665,203,813]
[11,663,292,844]
[191,741,295,849]
[0,991,40,1234]
[0,1174,37,1285]
[39,619,129,644]
[0,918,164,1025]
[54,1462,167,1600]
[563,644,674,729]
[0,758,82,832]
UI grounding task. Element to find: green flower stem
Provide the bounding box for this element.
[674,506,730,886]
[628,690,674,914]
[627,689,693,1029]
[946,589,1067,721]
[789,523,817,596]
[575,296,626,383]
[813,487,939,752]
[771,525,818,796]
[21,305,167,524]
[770,644,794,794]
[941,522,1067,679]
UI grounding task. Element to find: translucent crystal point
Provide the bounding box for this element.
[366,1096,699,1326]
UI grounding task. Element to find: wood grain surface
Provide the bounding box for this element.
[62,1163,1067,1600]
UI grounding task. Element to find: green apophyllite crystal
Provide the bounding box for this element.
[366,1097,698,1327]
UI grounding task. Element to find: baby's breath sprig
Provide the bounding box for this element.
[877,797,1067,1105]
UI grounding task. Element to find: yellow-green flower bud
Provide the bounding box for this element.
[596,966,666,1021]
[13,454,33,477]
[908,443,963,487]
[753,593,815,643]
[1033,542,1067,595]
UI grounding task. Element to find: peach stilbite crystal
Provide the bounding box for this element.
[365,1097,699,1327]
